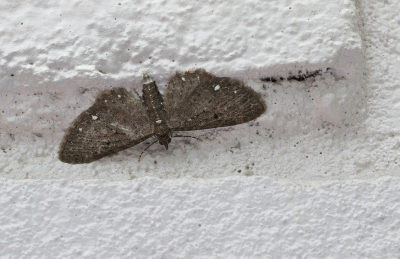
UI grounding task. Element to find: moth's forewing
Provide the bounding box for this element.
[59,88,154,164]
[166,69,267,131]
[166,69,214,116]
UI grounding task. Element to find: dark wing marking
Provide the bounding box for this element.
[59,88,154,164]
[166,69,267,131]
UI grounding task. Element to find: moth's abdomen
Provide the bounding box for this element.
[142,73,172,142]
[142,74,168,123]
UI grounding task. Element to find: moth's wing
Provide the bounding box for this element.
[166,69,267,131]
[166,69,215,114]
[59,88,154,164]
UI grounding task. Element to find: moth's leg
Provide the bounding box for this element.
[138,139,159,162]
[173,135,203,142]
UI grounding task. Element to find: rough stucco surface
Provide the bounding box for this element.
[1,0,400,258]
[0,177,399,258]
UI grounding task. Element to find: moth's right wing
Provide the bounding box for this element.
[166,69,267,131]
[166,69,215,114]
[59,88,154,164]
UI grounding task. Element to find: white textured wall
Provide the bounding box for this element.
[1,177,399,258]
[1,0,400,257]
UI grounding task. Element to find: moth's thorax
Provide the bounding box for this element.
[155,123,172,149]
[154,121,171,137]
[142,73,171,141]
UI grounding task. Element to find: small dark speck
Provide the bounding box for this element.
[306,156,308,158]
[198,224,201,227]
[118,3,121,5]
[21,23,23,25]
[11,74,14,77]
[98,70,106,74]
[172,60,175,62]
[238,170,241,173]
[320,152,322,154]
[154,160,157,164]
[33,133,43,138]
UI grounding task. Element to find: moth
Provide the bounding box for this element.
[59,69,267,164]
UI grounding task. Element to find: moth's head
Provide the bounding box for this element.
[158,136,171,150]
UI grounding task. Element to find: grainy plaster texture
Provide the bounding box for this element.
[0,0,399,258]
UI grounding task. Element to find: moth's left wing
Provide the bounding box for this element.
[59,88,154,164]
[166,70,267,131]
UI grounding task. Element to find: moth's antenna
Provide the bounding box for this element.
[132,88,142,100]
[138,140,159,162]
[173,135,203,142]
